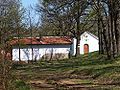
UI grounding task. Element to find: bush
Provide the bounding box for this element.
[15,80,30,90]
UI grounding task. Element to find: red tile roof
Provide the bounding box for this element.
[10,36,72,45]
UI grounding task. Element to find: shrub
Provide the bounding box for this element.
[15,80,30,90]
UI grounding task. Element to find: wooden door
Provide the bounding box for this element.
[84,44,89,54]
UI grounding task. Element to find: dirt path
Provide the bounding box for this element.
[28,79,120,90]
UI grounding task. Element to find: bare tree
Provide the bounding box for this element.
[37,0,89,56]
[0,0,25,89]
[91,0,120,59]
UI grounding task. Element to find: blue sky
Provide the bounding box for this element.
[21,0,40,24]
[21,0,38,8]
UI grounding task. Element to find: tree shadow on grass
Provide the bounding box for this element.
[92,65,120,80]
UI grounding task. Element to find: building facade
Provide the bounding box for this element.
[11,36,72,61]
[10,32,99,61]
[72,32,99,55]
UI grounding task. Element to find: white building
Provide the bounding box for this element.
[72,31,99,55]
[10,32,99,61]
[11,36,72,61]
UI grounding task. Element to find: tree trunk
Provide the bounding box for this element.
[75,0,80,57]
[110,5,116,58]
[75,36,80,57]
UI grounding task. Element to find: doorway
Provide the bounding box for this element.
[84,44,89,54]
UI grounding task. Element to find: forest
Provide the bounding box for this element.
[0,0,120,89]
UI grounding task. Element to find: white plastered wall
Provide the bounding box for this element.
[80,32,99,54]
[12,44,71,61]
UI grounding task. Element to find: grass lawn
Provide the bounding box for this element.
[12,52,120,90]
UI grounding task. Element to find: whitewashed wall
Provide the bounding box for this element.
[80,32,99,54]
[72,32,99,55]
[71,38,77,56]
[12,44,71,61]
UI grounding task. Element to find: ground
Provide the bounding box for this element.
[12,52,120,90]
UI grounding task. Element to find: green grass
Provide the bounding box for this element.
[12,52,120,89]
[14,80,30,90]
